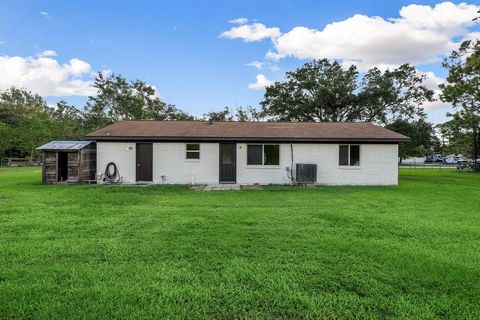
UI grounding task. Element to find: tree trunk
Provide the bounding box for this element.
[474,126,479,162]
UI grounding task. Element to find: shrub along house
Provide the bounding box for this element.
[85,120,408,185]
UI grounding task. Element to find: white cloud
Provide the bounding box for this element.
[394,2,478,34]
[248,74,272,90]
[220,23,281,42]
[40,50,57,57]
[421,71,452,110]
[462,31,480,42]
[423,98,451,111]
[99,68,113,77]
[267,2,479,69]
[229,17,248,24]
[422,71,444,90]
[66,58,91,75]
[221,2,479,70]
[246,60,280,72]
[0,52,96,96]
[269,64,280,72]
[39,11,50,18]
[265,50,285,61]
[245,60,265,69]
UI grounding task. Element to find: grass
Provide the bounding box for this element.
[0,168,479,319]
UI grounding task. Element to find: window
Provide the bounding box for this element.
[339,145,349,166]
[264,145,280,165]
[186,144,200,159]
[247,144,280,166]
[339,145,360,166]
[247,145,262,165]
[350,145,360,166]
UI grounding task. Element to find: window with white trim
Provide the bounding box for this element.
[247,144,280,165]
[186,143,200,159]
[339,145,360,166]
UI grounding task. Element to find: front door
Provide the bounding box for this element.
[219,143,236,183]
[136,143,153,182]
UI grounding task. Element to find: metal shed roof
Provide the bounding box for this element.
[36,141,93,151]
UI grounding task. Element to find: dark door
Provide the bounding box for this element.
[219,143,236,183]
[57,152,68,182]
[136,143,153,182]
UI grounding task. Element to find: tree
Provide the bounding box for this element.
[0,122,13,156]
[235,106,264,122]
[203,107,234,121]
[84,72,192,131]
[53,101,85,140]
[440,39,480,161]
[438,119,473,157]
[15,112,56,158]
[261,59,433,123]
[202,106,264,122]
[0,87,49,126]
[0,87,55,157]
[385,119,438,162]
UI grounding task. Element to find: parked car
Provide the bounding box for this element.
[444,155,465,164]
[426,154,444,163]
[470,161,480,172]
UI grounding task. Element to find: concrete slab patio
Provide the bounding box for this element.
[192,184,241,191]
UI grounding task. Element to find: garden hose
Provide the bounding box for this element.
[104,162,121,183]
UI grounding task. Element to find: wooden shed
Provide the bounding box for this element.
[36,141,96,184]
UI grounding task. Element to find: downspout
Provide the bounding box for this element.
[290,141,294,184]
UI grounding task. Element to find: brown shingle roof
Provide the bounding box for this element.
[86,120,409,142]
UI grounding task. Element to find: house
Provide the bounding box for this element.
[85,120,408,185]
[37,141,96,184]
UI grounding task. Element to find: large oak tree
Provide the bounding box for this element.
[260,59,434,124]
[440,39,480,161]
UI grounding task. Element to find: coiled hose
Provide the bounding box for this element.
[104,162,121,183]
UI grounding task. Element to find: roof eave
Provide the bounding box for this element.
[86,136,409,143]
[36,148,88,151]
[36,140,94,151]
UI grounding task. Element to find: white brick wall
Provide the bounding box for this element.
[236,143,398,185]
[236,143,291,184]
[153,143,219,184]
[289,144,398,185]
[96,142,398,185]
[97,142,136,183]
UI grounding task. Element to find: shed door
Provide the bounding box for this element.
[219,143,236,183]
[57,152,68,182]
[136,143,153,182]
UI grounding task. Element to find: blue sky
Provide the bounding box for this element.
[0,0,479,123]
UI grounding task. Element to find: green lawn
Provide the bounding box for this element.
[0,168,479,319]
